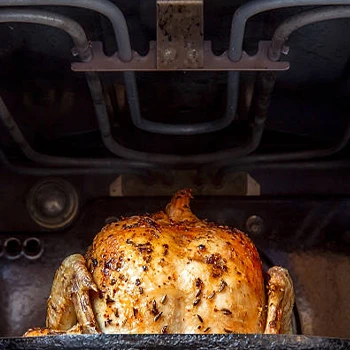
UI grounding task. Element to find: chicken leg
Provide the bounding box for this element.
[264,266,295,334]
[24,254,99,336]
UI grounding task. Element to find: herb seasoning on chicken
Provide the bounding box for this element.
[24,189,294,336]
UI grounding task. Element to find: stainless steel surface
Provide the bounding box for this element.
[156,0,204,70]
[71,41,290,71]
[268,6,350,61]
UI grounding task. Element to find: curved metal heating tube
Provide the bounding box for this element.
[0,9,92,61]
[206,6,350,175]
[86,71,264,165]
[0,10,161,175]
[0,8,253,165]
[125,71,240,135]
[229,0,350,62]
[0,148,154,176]
[0,0,240,137]
[0,0,132,62]
[268,6,350,61]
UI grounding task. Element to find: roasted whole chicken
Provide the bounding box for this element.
[25,189,294,336]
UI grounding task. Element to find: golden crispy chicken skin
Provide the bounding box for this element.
[24,189,294,336]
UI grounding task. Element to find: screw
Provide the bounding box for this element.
[186,48,197,63]
[162,48,177,63]
[71,47,79,57]
[246,215,264,235]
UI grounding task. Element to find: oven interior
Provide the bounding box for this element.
[1,0,350,344]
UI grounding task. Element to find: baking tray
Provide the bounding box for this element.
[0,334,350,350]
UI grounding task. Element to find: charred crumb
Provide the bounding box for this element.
[139,286,144,294]
[193,298,201,306]
[221,308,232,315]
[160,294,167,304]
[98,290,104,299]
[197,314,203,323]
[119,274,126,281]
[143,217,161,232]
[218,280,227,293]
[197,325,201,329]
[152,300,159,315]
[207,291,216,299]
[205,253,228,278]
[135,278,141,286]
[106,295,115,304]
[195,278,203,288]
[144,255,152,263]
[154,312,163,322]
[204,327,210,333]
[195,278,203,297]
[142,265,148,271]
[133,308,138,317]
[162,244,169,256]
[161,325,168,334]
[110,278,116,285]
[198,244,206,251]
[224,328,234,333]
[149,229,160,238]
[92,258,98,267]
[136,242,153,254]
[114,309,119,318]
[104,319,112,327]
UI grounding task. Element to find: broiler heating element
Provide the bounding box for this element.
[0,0,350,172]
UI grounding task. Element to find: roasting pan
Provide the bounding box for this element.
[1,334,350,350]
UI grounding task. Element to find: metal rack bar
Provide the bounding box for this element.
[0,94,158,173]
[123,71,240,135]
[86,71,265,164]
[0,149,153,176]
[229,0,350,62]
[268,6,350,61]
[212,122,350,181]
[0,0,132,62]
[0,10,161,174]
[0,9,92,61]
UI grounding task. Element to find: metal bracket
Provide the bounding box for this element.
[157,0,204,70]
[71,41,289,72]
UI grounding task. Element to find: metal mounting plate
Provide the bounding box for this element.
[157,0,204,69]
[71,41,289,72]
